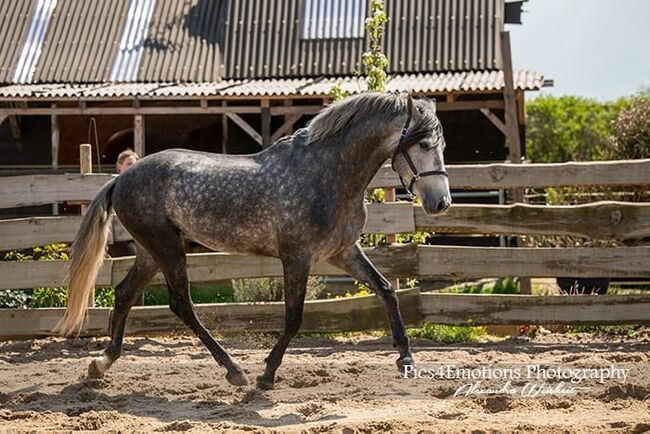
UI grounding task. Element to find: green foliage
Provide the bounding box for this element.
[526,95,628,163]
[31,287,67,308]
[408,322,488,343]
[363,0,389,92]
[95,287,116,308]
[443,278,521,295]
[144,284,236,305]
[0,290,31,308]
[606,97,650,160]
[232,277,325,302]
[329,81,349,102]
[567,325,644,337]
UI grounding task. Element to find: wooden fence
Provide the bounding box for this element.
[1,158,650,338]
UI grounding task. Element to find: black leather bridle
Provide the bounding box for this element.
[391,98,448,198]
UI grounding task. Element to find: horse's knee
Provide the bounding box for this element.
[284,316,302,336]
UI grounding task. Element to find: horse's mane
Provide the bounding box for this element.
[306,92,439,146]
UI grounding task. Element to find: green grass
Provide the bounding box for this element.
[144,283,235,306]
[442,277,521,295]
[407,323,489,343]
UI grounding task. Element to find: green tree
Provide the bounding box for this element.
[526,95,628,162]
[363,0,389,92]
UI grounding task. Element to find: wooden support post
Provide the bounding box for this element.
[261,99,271,148]
[501,30,530,296]
[384,188,400,290]
[226,113,263,146]
[79,143,95,307]
[51,105,59,215]
[134,115,145,156]
[9,116,21,139]
[221,101,229,154]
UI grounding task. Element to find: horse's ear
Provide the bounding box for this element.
[406,94,416,117]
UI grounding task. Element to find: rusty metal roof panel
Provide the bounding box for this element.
[0,0,38,83]
[0,70,543,98]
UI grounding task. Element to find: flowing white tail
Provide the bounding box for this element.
[55,179,116,336]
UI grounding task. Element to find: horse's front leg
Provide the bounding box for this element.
[328,242,415,372]
[257,255,311,390]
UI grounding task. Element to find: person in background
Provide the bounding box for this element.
[108,149,144,304]
[116,149,139,174]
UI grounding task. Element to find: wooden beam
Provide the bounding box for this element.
[436,100,504,112]
[226,113,262,146]
[261,99,271,148]
[271,113,301,142]
[0,105,326,117]
[2,160,649,210]
[414,202,650,240]
[500,31,522,164]
[0,289,422,338]
[479,108,507,136]
[133,115,145,156]
[221,101,228,154]
[369,159,650,190]
[9,115,21,139]
[421,293,650,326]
[4,201,648,251]
[0,173,115,209]
[2,245,649,291]
[417,245,650,279]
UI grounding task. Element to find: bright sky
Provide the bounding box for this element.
[508,0,650,101]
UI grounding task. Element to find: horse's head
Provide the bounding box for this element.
[391,96,451,215]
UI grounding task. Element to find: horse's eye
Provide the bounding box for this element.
[419,142,430,150]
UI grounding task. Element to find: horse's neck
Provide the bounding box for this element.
[327,128,400,201]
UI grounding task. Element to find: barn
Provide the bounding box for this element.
[0,0,545,180]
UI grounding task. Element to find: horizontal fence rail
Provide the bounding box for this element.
[2,289,649,339]
[2,201,650,251]
[2,159,650,209]
[2,245,650,291]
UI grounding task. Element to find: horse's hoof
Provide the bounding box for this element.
[396,356,417,377]
[87,359,105,379]
[226,369,250,387]
[256,375,275,390]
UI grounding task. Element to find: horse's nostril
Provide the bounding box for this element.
[436,201,447,212]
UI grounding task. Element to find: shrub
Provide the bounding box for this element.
[232,277,326,302]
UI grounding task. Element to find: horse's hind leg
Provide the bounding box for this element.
[327,243,415,372]
[88,245,157,378]
[147,228,249,386]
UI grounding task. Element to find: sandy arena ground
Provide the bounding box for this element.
[1,332,649,433]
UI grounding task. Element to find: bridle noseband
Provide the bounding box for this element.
[391,98,448,198]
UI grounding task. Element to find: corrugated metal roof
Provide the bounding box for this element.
[0,0,507,83]
[0,70,543,99]
[35,0,131,82]
[0,0,36,83]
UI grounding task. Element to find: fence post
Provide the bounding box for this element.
[79,143,96,307]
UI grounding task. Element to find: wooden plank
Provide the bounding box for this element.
[261,99,271,148]
[0,289,421,339]
[364,202,414,234]
[0,307,111,339]
[0,260,112,290]
[0,216,82,250]
[124,288,421,335]
[0,173,114,209]
[226,113,262,145]
[418,245,650,279]
[0,245,417,290]
[134,115,145,156]
[414,202,650,240]
[271,113,301,142]
[421,293,650,326]
[369,160,650,189]
[435,100,505,112]
[0,106,264,116]
[479,108,507,136]
[500,30,522,164]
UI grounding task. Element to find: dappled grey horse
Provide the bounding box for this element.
[57,92,451,389]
